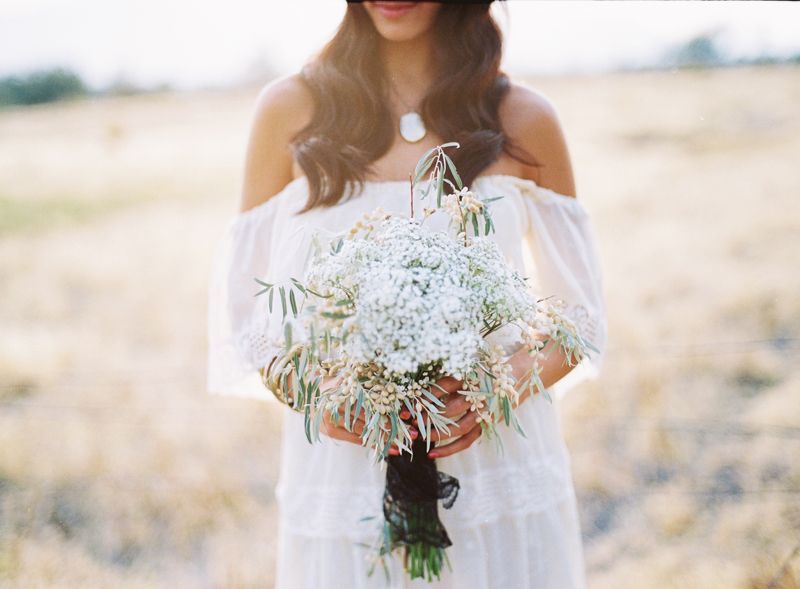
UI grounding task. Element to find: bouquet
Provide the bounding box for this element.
[257,143,595,581]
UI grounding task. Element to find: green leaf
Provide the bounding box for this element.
[414,147,438,176]
[423,385,446,407]
[289,278,306,295]
[511,414,527,438]
[417,396,445,418]
[425,414,432,450]
[413,157,435,185]
[471,211,480,237]
[481,371,494,394]
[420,182,432,199]
[268,287,274,312]
[486,212,495,234]
[443,154,463,189]
[297,373,307,407]
[313,398,325,442]
[304,402,312,443]
[382,413,398,458]
[436,170,444,207]
[298,347,308,379]
[320,311,352,320]
[284,321,293,348]
[415,409,426,439]
[304,287,331,299]
[289,288,298,316]
[279,286,287,319]
[476,362,496,379]
[309,323,317,356]
[254,278,272,297]
[354,386,365,422]
[364,411,381,443]
[344,395,352,431]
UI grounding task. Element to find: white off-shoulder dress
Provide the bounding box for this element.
[207,174,607,589]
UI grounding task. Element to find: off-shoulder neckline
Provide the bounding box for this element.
[235,173,577,220]
[289,172,573,196]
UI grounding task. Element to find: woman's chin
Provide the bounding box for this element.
[373,25,429,43]
[364,1,440,42]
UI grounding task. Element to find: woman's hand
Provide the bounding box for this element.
[510,338,577,405]
[425,376,483,459]
[318,375,363,445]
[424,340,578,458]
[319,375,419,451]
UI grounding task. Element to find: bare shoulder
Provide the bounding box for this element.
[500,80,577,198]
[253,73,314,124]
[239,74,314,212]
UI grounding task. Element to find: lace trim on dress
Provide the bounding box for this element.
[561,302,600,354]
[274,451,572,540]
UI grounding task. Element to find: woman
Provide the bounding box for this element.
[208,2,607,587]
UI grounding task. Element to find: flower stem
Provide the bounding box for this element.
[409,173,414,218]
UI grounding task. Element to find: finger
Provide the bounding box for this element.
[378,436,415,457]
[375,423,422,456]
[428,426,482,459]
[432,376,462,396]
[428,410,480,442]
[330,405,367,426]
[323,407,368,439]
[441,395,472,419]
[327,415,367,437]
[321,422,363,445]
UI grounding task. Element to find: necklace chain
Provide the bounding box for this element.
[387,77,427,143]
[387,78,421,113]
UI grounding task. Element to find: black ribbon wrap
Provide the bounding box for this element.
[381,436,460,580]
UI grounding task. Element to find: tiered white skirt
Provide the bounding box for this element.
[273,395,587,589]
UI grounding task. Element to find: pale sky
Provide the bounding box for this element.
[1,0,798,89]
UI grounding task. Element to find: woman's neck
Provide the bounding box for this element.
[379,33,436,100]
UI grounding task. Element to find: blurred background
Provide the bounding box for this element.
[1,1,799,587]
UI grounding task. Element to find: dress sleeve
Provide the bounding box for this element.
[206,199,283,400]
[518,181,608,399]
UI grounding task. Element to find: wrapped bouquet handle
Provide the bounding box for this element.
[382,436,460,579]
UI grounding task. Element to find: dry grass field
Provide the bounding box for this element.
[1,65,799,588]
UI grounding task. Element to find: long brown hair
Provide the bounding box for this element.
[291,1,537,212]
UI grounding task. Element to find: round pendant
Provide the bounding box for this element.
[399,111,426,143]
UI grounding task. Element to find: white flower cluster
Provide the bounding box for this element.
[307,215,487,378]
[442,187,483,221]
[463,238,536,328]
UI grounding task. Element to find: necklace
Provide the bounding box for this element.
[388,78,427,144]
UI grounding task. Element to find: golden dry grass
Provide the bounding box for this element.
[1,65,799,588]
